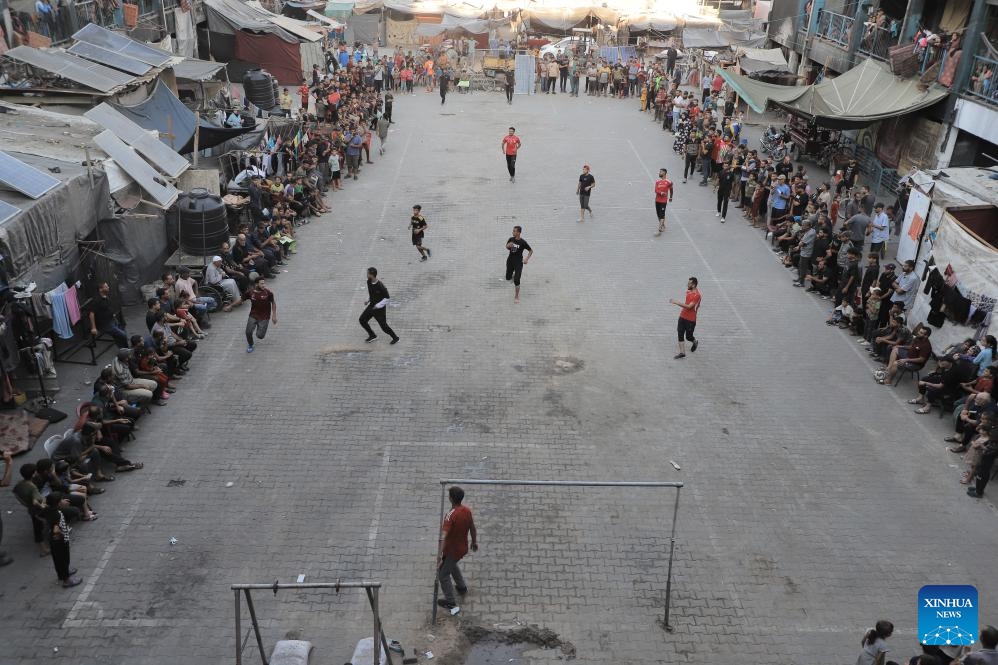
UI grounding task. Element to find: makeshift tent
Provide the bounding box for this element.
[736,47,789,75]
[682,28,764,49]
[171,58,226,82]
[0,153,109,285]
[521,7,618,33]
[111,80,253,154]
[203,0,324,84]
[714,58,949,128]
[622,13,679,34]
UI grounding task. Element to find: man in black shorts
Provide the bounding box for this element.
[669,277,701,359]
[504,225,533,304]
[410,204,430,261]
[576,164,595,222]
[654,168,674,235]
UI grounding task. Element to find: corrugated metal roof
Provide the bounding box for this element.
[72,23,174,67]
[172,58,226,82]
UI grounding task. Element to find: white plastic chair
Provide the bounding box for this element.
[42,434,64,459]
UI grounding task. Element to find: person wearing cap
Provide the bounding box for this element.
[205,255,242,309]
[869,202,890,257]
[577,165,595,222]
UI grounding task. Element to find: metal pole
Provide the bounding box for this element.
[431,482,447,623]
[232,581,382,590]
[235,588,242,665]
[243,589,268,665]
[662,486,681,632]
[372,586,381,665]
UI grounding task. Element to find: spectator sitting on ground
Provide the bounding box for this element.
[877,320,931,385]
[909,355,962,414]
[946,391,994,452]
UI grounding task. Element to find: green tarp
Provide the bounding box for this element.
[716,58,949,129]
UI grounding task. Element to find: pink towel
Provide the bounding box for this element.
[65,285,81,326]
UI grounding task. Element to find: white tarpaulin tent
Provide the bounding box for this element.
[736,46,789,74]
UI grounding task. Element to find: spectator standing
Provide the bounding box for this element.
[716,162,734,222]
[793,220,816,287]
[963,625,998,664]
[42,493,81,588]
[889,260,920,310]
[869,203,890,257]
[436,485,478,610]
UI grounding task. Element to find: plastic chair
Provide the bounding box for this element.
[893,363,921,386]
[42,434,63,458]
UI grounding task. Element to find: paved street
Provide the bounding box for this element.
[1,86,996,665]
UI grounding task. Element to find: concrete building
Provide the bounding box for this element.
[767,0,998,172]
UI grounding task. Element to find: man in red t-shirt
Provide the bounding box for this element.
[654,168,674,236]
[669,276,701,359]
[436,485,478,609]
[244,276,277,353]
[500,126,521,183]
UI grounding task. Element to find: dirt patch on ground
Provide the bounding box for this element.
[413,621,576,664]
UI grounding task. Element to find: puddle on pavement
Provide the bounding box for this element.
[463,639,527,665]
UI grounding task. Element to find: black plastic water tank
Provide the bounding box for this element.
[177,188,229,255]
[243,69,277,110]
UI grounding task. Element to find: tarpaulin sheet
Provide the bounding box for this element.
[204,0,296,39]
[172,58,226,81]
[716,58,949,128]
[737,46,789,74]
[682,27,765,49]
[0,153,109,286]
[348,12,380,44]
[235,31,303,84]
[99,211,171,305]
[623,13,678,32]
[111,80,253,154]
[522,7,618,32]
[387,16,418,45]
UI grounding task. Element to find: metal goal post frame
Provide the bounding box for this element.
[431,479,683,629]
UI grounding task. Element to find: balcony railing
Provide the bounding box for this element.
[815,9,854,48]
[965,54,998,108]
[858,22,900,61]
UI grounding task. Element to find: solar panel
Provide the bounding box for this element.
[72,24,173,67]
[0,151,61,199]
[68,41,152,76]
[4,46,133,93]
[85,103,190,178]
[94,130,179,209]
[0,200,21,225]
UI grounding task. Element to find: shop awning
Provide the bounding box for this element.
[715,58,949,128]
[736,47,789,74]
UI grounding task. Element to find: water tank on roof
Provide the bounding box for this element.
[176,188,229,256]
[243,68,277,110]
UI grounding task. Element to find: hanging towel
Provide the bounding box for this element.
[64,285,81,325]
[46,284,73,340]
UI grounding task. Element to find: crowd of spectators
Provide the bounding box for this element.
[0,44,406,588]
